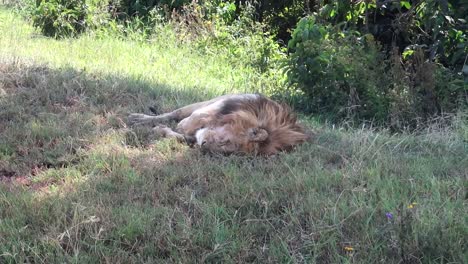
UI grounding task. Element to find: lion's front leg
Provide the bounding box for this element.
[176,113,212,136]
[153,125,185,142]
[127,111,179,127]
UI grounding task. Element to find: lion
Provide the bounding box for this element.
[128,94,311,155]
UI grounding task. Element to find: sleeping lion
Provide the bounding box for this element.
[128,94,311,155]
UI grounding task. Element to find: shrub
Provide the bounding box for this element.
[199,4,285,72]
[108,0,191,19]
[287,16,389,122]
[388,48,467,129]
[30,0,88,38]
[243,0,307,42]
[168,2,287,91]
[288,16,466,128]
[433,65,467,113]
[28,0,107,38]
[318,0,467,69]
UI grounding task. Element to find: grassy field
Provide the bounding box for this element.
[1,7,467,263]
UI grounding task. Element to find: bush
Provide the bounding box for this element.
[287,16,389,122]
[29,0,107,38]
[167,2,287,94]
[388,48,467,129]
[434,65,466,113]
[30,0,87,38]
[243,0,307,42]
[198,4,285,72]
[108,0,191,19]
[288,16,466,127]
[317,0,467,69]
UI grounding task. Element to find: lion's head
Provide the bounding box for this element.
[193,96,311,155]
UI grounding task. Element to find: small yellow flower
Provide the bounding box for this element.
[407,202,417,209]
[344,246,354,252]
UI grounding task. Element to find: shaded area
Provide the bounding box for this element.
[0,61,207,179]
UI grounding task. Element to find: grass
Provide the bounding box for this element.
[1,7,467,263]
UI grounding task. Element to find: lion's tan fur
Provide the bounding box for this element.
[214,96,310,155]
[128,94,310,155]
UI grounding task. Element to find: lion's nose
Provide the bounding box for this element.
[200,141,210,153]
[184,136,196,146]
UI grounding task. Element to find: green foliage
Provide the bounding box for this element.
[28,0,107,38]
[288,16,389,122]
[314,0,467,125]
[199,4,285,73]
[387,48,467,128]
[288,14,466,127]
[434,65,467,112]
[249,0,306,42]
[318,0,467,68]
[412,0,467,66]
[30,0,88,38]
[202,0,237,24]
[109,0,191,18]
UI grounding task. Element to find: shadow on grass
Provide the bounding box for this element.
[0,61,221,261]
[0,61,209,178]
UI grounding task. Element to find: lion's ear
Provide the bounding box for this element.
[248,128,269,142]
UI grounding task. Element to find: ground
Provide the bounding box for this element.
[0,8,466,263]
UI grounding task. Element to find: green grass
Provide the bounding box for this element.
[1,7,467,263]
[0,7,273,101]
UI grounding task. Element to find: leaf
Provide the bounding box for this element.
[400,1,411,9]
[402,49,414,60]
[302,30,309,41]
[444,15,455,24]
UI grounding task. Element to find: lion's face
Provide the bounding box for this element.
[195,124,269,155]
